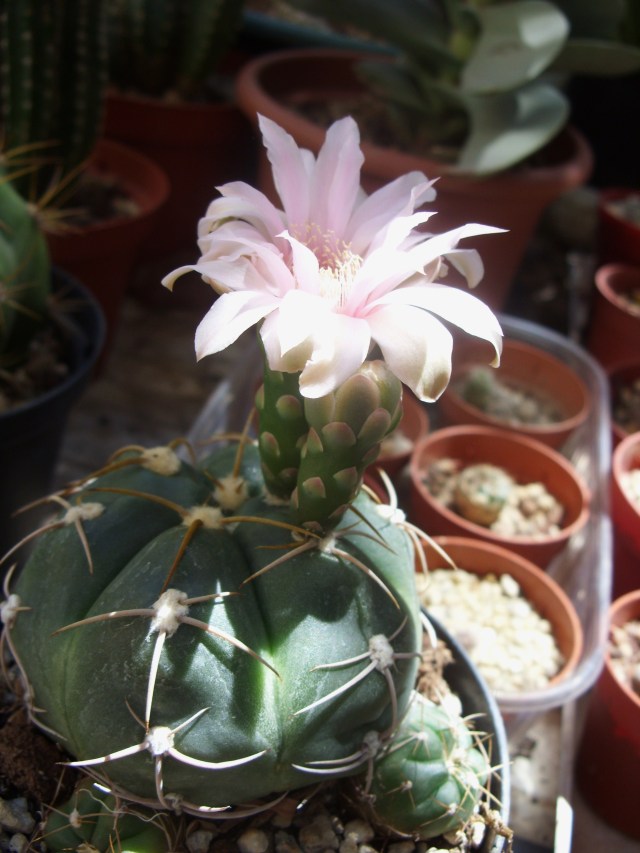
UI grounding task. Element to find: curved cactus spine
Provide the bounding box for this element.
[366,692,490,840]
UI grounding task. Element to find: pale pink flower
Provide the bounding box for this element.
[163,114,503,400]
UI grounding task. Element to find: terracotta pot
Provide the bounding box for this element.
[611,432,640,598]
[408,425,591,567]
[586,263,640,369]
[597,188,640,267]
[438,337,591,450]
[607,358,640,447]
[234,48,593,311]
[576,589,640,841]
[419,536,583,729]
[46,139,170,361]
[103,88,258,310]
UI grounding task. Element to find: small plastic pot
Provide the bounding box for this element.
[597,188,640,267]
[610,432,640,598]
[586,263,640,369]
[607,358,640,448]
[576,589,640,841]
[409,425,591,567]
[438,337,591,450]
[418,536,583,732]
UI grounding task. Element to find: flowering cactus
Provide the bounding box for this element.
[2,116,502,842]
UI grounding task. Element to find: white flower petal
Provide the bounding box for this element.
[259,114,311,225]
[298,315,371,398]
[194,291,276,360]
[348,173,437,253]
[377,282,502,365]
[198,181,285,243]
[310,116,364,235]
[368,304,453,401]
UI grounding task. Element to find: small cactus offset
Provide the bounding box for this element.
[42,779,170,852]
[0,0,108,200]
[107,0,244,99]
[366,692,490,839]
[2,116,505,844]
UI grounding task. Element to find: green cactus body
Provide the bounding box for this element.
[0,0,108,199]
[0,178,51,362]
[9,441,421,812]
[107,0,243,99]
[368,693,490,839]
[43,779,169,852]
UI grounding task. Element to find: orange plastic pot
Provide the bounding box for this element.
[611,432,640,598]
[438,337,590,450]
[409,425,591,567]
[419,536,583,715]
[598,188,640,267]
[576,589,640,840]
[586,263,640,369]
[46,139,170,362]
[607,358,640,448]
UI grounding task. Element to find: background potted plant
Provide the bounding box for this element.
[408,424,591,567]
[235,0,640,310]
[437,336,591,450]
[0,174,105,555]
[575,588,640,842]
[586,262,640,369]
[103,0,260,309]
[0,0,170,360]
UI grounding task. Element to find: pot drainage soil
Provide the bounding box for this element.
[416,569,564,694]
[613,376,640,435]
[455,367,563,427]
[424,460,564,538]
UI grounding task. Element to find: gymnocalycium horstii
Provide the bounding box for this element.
[2,115,505,843]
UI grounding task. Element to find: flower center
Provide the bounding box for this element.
[292,221,362,309]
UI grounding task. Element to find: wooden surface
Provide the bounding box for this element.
[55,294,239,487]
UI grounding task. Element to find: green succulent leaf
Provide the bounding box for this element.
[461,1,569,94]
[554,38,640,75]
[453,82,569,175]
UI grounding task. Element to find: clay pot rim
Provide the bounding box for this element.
[442,338,591,445]
[409,424,591,548]
[612,431,640,513]
[594,262,640,313]
[606,590,640,711]
[607,357,640,445]
[234,47,593,191]
[422,534,584,696]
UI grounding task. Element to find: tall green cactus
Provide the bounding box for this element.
[0,0,108,200]
[107,0,244,99]
[0,176,51,364]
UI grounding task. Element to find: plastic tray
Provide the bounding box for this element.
[187,314,613,734]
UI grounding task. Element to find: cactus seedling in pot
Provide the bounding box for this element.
[2,116,506,845]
